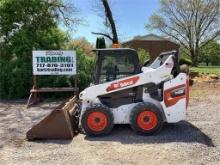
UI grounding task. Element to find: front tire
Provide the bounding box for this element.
[81,104,114,136]
[130,102,163,135]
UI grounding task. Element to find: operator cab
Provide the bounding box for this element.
[92,48,141,85]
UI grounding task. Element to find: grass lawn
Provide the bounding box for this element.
[190,66,220,75]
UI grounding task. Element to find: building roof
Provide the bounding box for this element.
[123,33,179,45]
[133,33,167,41]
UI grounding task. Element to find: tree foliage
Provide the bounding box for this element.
[67,38,95,91]
[147,0,220,66]
[96,37,106,49]
[137,48,150,65]
[0,0,81,99]
[199,41,220,66]
[179,57,193,66]
[68,37,94,56]
[66,45,95,91]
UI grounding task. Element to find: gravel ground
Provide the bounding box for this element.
[0,82,220,165]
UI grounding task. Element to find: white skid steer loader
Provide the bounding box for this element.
[26,48,189,140]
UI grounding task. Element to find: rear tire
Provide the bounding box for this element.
[130,102,163,135]
[81,104,114,136]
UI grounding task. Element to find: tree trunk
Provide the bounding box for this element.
[191,50,197,67]
[191,47,200,67]
[192,56,198,67]
[101,0,118,44]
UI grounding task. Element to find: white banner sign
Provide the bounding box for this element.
[32,50,76,75]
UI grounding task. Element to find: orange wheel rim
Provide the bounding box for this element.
[87,111,107,132]
[137,110,158,131]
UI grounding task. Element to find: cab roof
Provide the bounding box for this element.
[94,48,136,52]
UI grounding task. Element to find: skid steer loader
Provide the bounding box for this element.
[26,48,189,140]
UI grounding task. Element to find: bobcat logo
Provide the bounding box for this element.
[106,76,139,92]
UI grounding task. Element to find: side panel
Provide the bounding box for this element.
[80,102,138,125]
[98,86,143,108]
[112,103,139,124]
[162,73,187,123]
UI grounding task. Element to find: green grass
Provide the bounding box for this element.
[190,66,220,75]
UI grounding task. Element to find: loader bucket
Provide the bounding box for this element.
[26,97,79,141]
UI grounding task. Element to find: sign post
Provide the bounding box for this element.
[27,50,78,108]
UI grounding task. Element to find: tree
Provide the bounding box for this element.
[137,48,150,65]
[199,41,220,66]
[66,43,95,91]
[92,0,119,44]
[0,0,79,99]
[68,37,94,55]
[96,37,106,48]
[147,0,220,66]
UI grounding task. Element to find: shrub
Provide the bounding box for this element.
[75,48,95,91]
[66,44,95,91]
[179,57,192,66]
[96,37,106,49]
[137,48,150,65]
[0,48,95,99]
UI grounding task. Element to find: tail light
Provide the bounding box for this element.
[164,84,186,107]
[171,87,185,97]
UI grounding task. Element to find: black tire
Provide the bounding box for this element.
[81,104,114,136]
[130,102,164,135]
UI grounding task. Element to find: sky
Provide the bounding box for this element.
[72,0,160,44]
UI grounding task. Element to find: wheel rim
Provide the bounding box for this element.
[87,111,108,132]
[137,110,158,131]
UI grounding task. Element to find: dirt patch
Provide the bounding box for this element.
[0,82,220,165]
[191,73,220,83]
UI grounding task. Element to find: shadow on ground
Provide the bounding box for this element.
[85,121,215,147]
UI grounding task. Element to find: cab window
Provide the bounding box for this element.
[100,54,135,83]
